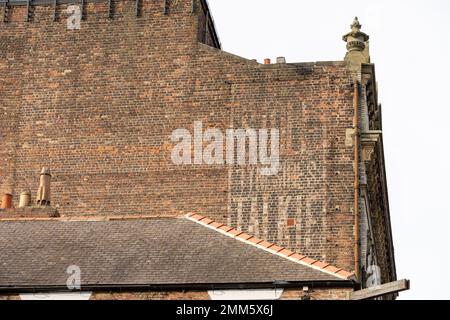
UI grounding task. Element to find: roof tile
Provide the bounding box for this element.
[300,257,317,265]
[267,245,284,253]
[279,249,295,257]
[201,218,214,225]
[236,233,253,241]
[0,218,350,287]
[258,241,273,249]
[290,253,306,261]
[336,270,354,279]
[312,261,330,269]
[191,214,204,221]
[324,266,341,274]
[219,226,233,232]
[228,229,243,237]
[209,222,223,229]
[248,237,264,245]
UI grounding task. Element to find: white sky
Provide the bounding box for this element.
[208,0,450,300]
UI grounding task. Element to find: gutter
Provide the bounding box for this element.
[353,80,360,280]
[0,280,356,294]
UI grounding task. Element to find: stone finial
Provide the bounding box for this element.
[351,17,362,32]
[343,17,369,53]
[36,167,51,206]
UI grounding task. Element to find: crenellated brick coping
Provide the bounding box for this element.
[0,207,60,219]
[0,214,180,222]
[185,213,355,281]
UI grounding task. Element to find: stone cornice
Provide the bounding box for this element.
[360,131,397,283]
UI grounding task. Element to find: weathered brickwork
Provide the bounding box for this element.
[91,290,211,300]
[0,0,357,271]
[0,294,20,300]
[281,288,352,300]
[91,288,353,300]
[0,288,353,300]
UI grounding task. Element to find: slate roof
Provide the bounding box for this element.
[0,215,354,291]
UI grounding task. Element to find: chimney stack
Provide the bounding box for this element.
[264,58,271,65]
[36,167,51,206]
[276,57,286,64]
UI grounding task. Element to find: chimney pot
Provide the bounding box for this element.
[19,190,31,208]
[36,167,52,206]
[1,193,12,209]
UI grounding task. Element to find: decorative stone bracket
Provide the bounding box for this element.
[361,131,382,163]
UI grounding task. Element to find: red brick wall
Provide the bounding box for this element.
[0,294,20,300]
[90,288,352,300]
[0,0,356,270]
[0,288,353,300]
[282,288,352,300]
[91,290,211,300]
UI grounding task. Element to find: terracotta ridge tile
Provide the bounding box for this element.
[219,225,233,232]
[227,229,243,237]
[267,245,284,253]
[209,222,223,229]
[236,233,253,241]
[336,270,354,279]
[258,241,273,249]
[300,257,317,265]
[201,218,214,225]
[312,261,330,269]
[248,237,264,245]
[191,214,205,221]
[290,253,306,261]
[324,266,342,273]
[279,249,295,257]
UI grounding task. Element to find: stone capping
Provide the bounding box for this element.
[0,207,59,219]
[0,0,123,6]
[198,43,345,68]
[185,213,355,281]
[0,213,179,222]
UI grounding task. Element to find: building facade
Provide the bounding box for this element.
[0,0,397,299]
